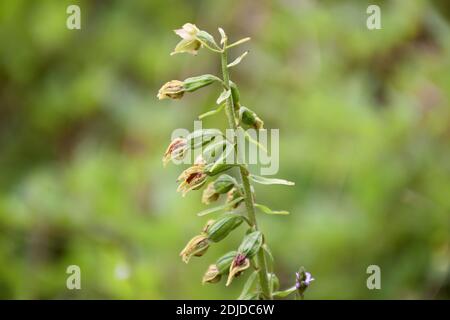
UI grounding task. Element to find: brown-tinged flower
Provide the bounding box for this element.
[202,264,221,284]
[202,182,220,205]
[226,187,244,208]
[179,234,210,264]
[171,23,201,56]
[226,253,250,286]
[177,163,207,197]
[157,80,185,100]
[162,137,187,166]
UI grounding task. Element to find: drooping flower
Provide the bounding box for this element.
[202,182,220,204]
[179,234,210,264]
[202,264,221,284]
[162,137,187,166]
[202,251,237,285]
[157,80,185,100]
[226,253,250,286]
[171,23,202,56]
[177,163,207,196]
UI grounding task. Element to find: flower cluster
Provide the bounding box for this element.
[158,23,312,300]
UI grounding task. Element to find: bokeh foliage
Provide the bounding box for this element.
[0,0,448,299]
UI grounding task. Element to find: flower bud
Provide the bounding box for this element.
[179,234,210,264]
[158,74,221,101]
[162,137,187,166]
[157,80,185,100]
[171,23,201,56]
[177,163,207,196]
[226,253,250,286]
[206,215,243,242]
[202,174,236,205]
[237,231,263,258]
[230,81,240,110]
[226,187,244,208]
[239,106,264,129]
[202,264,221,284]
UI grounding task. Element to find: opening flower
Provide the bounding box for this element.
[162,137,187,166]
[171,23,202,56]
[177,163,207,196]
[226,253,250,286]
[180,234,210,264]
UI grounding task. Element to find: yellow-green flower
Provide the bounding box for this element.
[171,23,201,56]
[180,234,210,264]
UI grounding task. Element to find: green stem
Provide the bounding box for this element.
[220,46,272,300]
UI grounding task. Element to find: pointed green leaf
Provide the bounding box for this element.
[243,129,267,153]
[218,27,227,45]
[263,244,274,272]
[238,271,258,300]
[249,174,295,186]
[255,203,289,215]
[273,286,297,298]
[197,197,244,216]
[228,51,248,68]
[216,89,231,105]
[198,104,225,120]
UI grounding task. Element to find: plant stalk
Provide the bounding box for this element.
[220,47,272,299]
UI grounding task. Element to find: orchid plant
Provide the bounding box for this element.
[158,23,313,300]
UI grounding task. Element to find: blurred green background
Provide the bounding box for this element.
[0,0,449,299]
